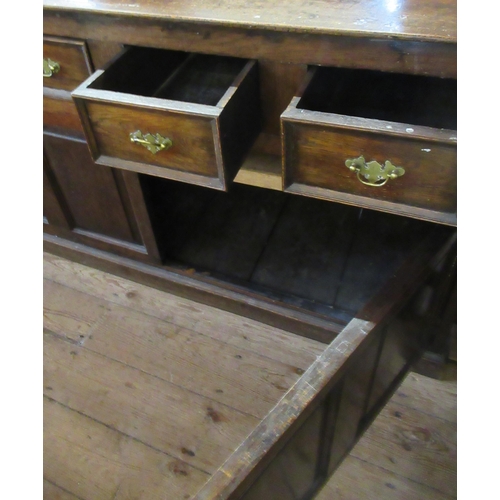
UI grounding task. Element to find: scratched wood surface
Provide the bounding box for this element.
[43,252,325,499]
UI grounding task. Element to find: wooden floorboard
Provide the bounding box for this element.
[43,252,457,499]
[316,369,457,499]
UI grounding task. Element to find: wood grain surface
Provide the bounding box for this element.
[43,0,457,42]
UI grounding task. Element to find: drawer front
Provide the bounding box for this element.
[283,119,457,222]
[43,37,93,91]
[84,100,220,178]
[43,92,85,136]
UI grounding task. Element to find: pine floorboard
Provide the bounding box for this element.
[43,252,457,499]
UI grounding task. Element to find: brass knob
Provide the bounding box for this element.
[345,156,405,187]
[43,58,60,78]
[129,130,173,155]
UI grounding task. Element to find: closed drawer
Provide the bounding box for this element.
[43,91,85,137]
[72,47,261,190]
[281,67,457,226]
[43,36,93,91]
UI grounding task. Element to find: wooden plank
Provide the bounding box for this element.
[392,370,457,424]
[44,332,260,474]
[350,400,457,497]
[43,279,109,343]
[316,456,454,500]
[44,397,209,500]
[43,480,83,500]
[234,152,282,191]
[44,279,310,419]
[43,252,325,366]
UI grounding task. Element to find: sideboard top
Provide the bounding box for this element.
[43,0,456,43]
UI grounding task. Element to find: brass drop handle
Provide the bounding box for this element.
[43,58,60,78]
[345,156,405,187]
[129,130,173,155]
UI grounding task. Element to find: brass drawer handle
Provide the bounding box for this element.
[129,130,173,155]
[345,156,405,187]
[43,58,60,78]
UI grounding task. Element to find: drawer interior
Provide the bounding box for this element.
[88,46,248,106]
[140,176,454,325]
[297,67,457,130]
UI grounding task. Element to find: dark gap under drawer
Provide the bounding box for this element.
[140,175,452,324]
[297,66,457,130]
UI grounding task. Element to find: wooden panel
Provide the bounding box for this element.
[43,36,93,91]
[218,61,262,184]
[258,61,307,135]
[327,331,384,475]
[43,90,85,136]
[86,39,123,69]
[43,158,71,228]
[43,133,139,243]
[365,318,425,417]
[240,403,325,500]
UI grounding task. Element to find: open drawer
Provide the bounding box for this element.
[71,46,261,190]
[45,178,456,499]
[281,67,457,226]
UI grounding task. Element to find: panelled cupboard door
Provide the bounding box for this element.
[43,132,158,261]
